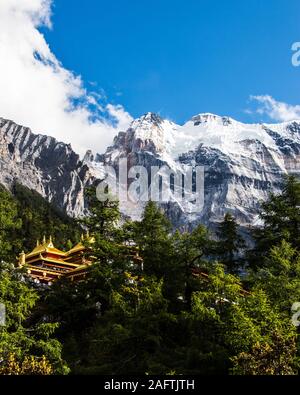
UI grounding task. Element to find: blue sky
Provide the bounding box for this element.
[1,0,300,156]
[43,0,300,124]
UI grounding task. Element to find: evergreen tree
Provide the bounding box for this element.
[186,264,298,375]
[0,263,69,375]
[249,175,300,268]
[250,240,300,315]
[231,331,298,375]
[12,182,80,252]
[1,177,296,376]
[75,275,177,375]
[134,201,173,279]
[216,213,245,274]
[81,186,122,264]
[132,201,185,305]
[172,225,215,310]
[0,186,22,261]
[82,186,120,236]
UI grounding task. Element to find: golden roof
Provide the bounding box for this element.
[21,234,94,264]
[66,242,85,255]
[26,255,80,268]
[67,263,91,274]
[26,237,67,259]
[66,234,95,255]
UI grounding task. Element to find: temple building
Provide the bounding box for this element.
[18,235,144,286]
[18,235,95,285]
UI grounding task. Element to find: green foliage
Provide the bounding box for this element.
[186,265,298,375]
[81,186,123,264]
[75,276,176,375]
[0,186,22,261]
[0,176,300,375]
[249,175,300,268]
[11,183,80,252]
[170,225,216,310]
[81,186,120,237]
[231,332,298,375]
[43,186,300,375]
[250,241,300,315]
[0,263,69,375]
[216,213,245,274]
[134,201,173,278]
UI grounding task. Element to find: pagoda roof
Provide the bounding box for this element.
[71,263,90,272]
[67,263,91,275]
[26,254,81,268]
[27,265,64,276]
[66,242,85,255]
[26,237,67,259]
[22,234,95,266]
[66,234,95,255]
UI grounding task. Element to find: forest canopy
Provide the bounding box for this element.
[0,176,299,375]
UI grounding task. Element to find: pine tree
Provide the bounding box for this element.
[172,225,215,310]
[250,240,300,314]
[134,201,173,279]
[186,264,299,375]
[231,332,298,375]
[77,276,174,375]
[0,186,22,261]
[82,187,120,236]
[0,263,69,375]
[216,213,245,274]
[81,186,122,263]
[249,175,300,269]
[11,182,80,252]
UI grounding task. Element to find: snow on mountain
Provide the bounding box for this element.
[86,112,300,227]
[0,112,299,229]
[96,111,299,167]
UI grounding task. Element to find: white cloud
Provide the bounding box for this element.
[0,0,133,156]
[251,95,300,122]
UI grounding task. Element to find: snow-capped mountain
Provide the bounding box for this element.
[85,112,300,227]
[0,112,299,228]
[98,112,300,171]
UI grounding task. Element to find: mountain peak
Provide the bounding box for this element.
[83,149,94,163]
[0,116,90,217]
[1,114,299,230]
[190,113,233,126]
[134,112,164,125]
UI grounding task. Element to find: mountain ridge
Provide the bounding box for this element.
[0,117,95,217]
[86,112,300,227]
[0,113,299,228]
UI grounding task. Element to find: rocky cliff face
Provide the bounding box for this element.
[0,117,95,217]
[1,113,299,228]
[86,112,300,228]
